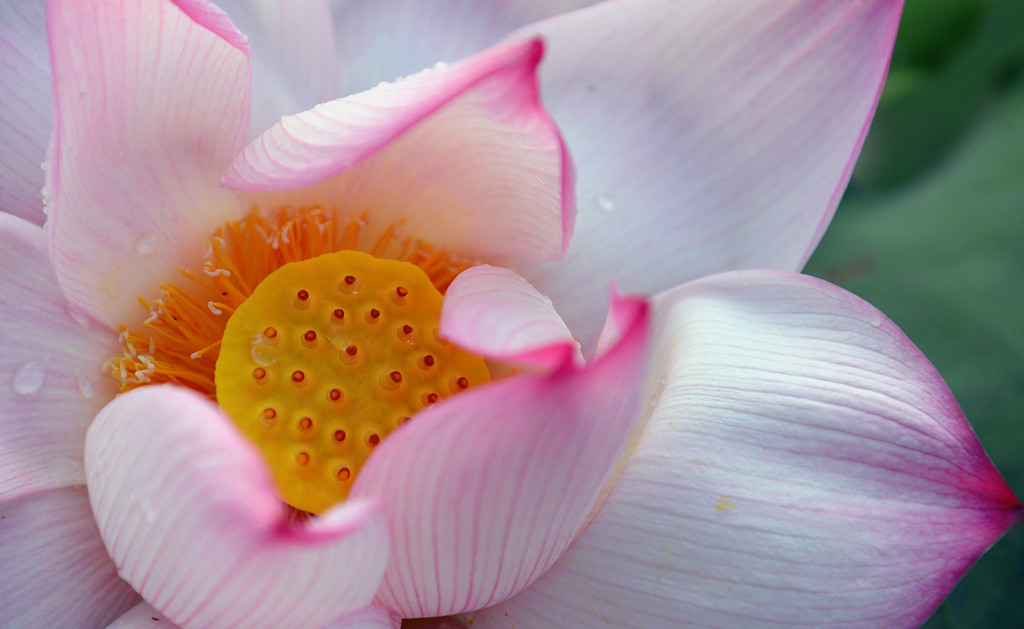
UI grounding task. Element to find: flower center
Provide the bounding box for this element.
[106,207,490,514]
[215,250,489,513]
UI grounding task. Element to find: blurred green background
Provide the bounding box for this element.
[803,0,1024,625]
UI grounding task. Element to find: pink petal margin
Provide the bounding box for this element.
[0,213,118,502]
[46,0,251,329]
[351,294,650,618]
[469,271,1021,628]
[85,386,389,629]
[223,37,574,262]
[0,487,137,627]
[170,0,249,54]
[440,265,581,370]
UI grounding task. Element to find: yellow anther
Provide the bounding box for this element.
[215,250,489,514]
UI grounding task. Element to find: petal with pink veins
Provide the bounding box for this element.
[85,385,390,629]
[440,265,581,370]
[467,271,1021,628]
[0,487,138,627]
[0,0,51,225]
[223,37,573,262]
[0,213,118,503]
[512,0,905,348]
[350,294,649,618]
[47,0,251,329]
[328,1,599,96]
[215,0,338,135]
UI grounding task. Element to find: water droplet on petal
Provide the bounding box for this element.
[135,235,157,255]
[597,193,616,212]
[76,374,95,399]
[12,362,44,395]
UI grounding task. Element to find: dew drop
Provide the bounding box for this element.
[12,362,44,395]
[250,343,278,367]
[134,235,158,255]
[76,374,95,399]
[250,331,279,366]
[597,193,616,212]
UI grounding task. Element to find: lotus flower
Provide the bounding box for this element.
[1,0,1019,627]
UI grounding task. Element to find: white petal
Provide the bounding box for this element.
[0,487,138,627]
[469,271,1020,628]
[513,0,904,347]
[217,0,338,134]
[0,213,118,502]
[328,1,598,96]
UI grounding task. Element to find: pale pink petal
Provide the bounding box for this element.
[0,213,118,502]
[468,271,1021,628]
[0,0,50,224]
[0,487,138,627]
[325,605,402,629]
[85,385,389,629]
[216,0,338,135]
[224,38,573,262]
[440,265,580,370]
[513,0,904,347]
[47,0,250,329]
[107,601,178,628]
[350,295,649,617]
[329,1,599,96]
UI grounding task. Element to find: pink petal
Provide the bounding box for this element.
[215,0,338,135]
[324,605,402,629]
[0,213,118,502]
[513,0,904,347]
[468,271,1021,628]
[328,1,599,96]
[440,265,581,370]
[85,385,389,629]
[47,0,251,329]
[223,38,573,262]
[0,487,138,627]
[350,294,650,617]
[107,602,178,628]
[0,0,51,224]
